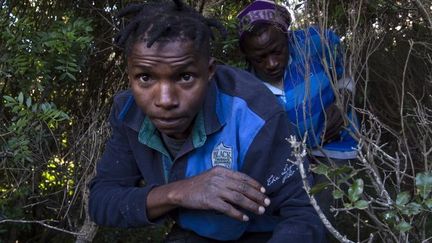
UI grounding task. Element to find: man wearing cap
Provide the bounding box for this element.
[237,0,359,220]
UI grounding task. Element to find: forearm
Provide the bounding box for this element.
[269,175,325,242]
[89,178,157,227]
[146,182,182,220]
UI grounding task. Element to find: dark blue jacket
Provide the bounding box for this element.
[89,65,324,242]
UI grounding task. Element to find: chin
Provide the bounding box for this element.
[266,77,283,84]
[158,127,189,139]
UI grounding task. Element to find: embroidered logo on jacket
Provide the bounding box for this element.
[211,143,233,169]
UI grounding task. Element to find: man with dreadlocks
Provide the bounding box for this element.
[89,1,324,242]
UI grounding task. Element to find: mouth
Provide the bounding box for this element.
[152,117,186,129]
[267,70,284,78]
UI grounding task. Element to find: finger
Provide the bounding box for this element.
[210,167,269,206]
[211,199,250,222]
[222,178,270,208]
[222,190,267,215]
[224,169,264,192]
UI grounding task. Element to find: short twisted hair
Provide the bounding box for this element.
[115,0,226,57]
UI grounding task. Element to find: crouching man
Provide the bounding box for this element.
[89,1,324,242]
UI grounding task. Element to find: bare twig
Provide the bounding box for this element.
[286,135,355,243]
[0,219,84,236]
[413,0,432,30]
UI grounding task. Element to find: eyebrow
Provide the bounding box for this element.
[249,42,285,58]
[130,58,199,72]
[131,54,197,65]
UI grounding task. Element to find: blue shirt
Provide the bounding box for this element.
[256,27,358,159]
[89,65,325,242]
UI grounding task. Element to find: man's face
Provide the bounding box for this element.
[127,40,215,139]
[242,25,288,85]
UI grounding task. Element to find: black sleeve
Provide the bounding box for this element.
[88,103,159,228]
[242,111,325,243]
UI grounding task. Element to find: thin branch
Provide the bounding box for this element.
[286,135,355,243]
[0,219,84,236]
[413,0,432,30]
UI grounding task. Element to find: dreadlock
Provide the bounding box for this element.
[115,0,227,57]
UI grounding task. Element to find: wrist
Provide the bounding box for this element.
[165,181,183,206]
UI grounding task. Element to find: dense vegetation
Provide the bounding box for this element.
[1,0,431,242]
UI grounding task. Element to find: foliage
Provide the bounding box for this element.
[0,0,431,242]
[0,1,94,241]
[2,93,69,162]
[0,92,70,240]
[302,0,432,242]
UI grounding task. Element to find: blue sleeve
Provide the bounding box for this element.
[306,27,344,79]
[326,29,344,79]
[242,111,325,242]
[88,102,159,228]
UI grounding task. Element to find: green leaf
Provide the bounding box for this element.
[31,104,38,112]
[59,72,67,80]
[311,163,330,176]
[343,202,353,208]
[415,172,432,199]
[3,95,16,103]
[402,202,421,216]
[310,182,330,195]
[425,198,432,209]
[332,190,344,199]
[348,179,364,202]
[383,210,397,222]
[337,174,352,184]
[18,92,24,104]
[41,103,48,112]
[37,83,44,91]
[396,191,411,206]
[18,109,27,117]
[12,105,21,113]
[354,200,369,209]
[65,72,76,81]
[395,221,412,233]
[328,165,352,177]
[26,97,32,108]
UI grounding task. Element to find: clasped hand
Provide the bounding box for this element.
[170,166,270,222]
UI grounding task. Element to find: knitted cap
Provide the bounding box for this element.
[237,0,291,39]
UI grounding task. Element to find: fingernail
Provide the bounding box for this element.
[258,206,265,214]
[243,215,249,221]
[260,187,266,193]
[264,198,271,206]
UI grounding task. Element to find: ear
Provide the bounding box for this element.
[207,57,216,83]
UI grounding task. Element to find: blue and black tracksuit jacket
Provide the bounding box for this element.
[89,65,325,242]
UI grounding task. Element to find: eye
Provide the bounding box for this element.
[138,74,151,83]
[273,45,286,55]
[253,58,264,64]
[180,73,193,82]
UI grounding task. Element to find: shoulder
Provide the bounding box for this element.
[212,65,285,120]
[109,90,144,131]
[111,90,134,120]
[289,27,341,61]
[290,26,341,42]
[113,90,133,106]
[212,65,259,85]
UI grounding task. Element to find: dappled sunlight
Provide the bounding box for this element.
[39,156,75,197]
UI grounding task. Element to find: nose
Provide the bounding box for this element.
[154,82,179,110]
[265,56,279,71]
